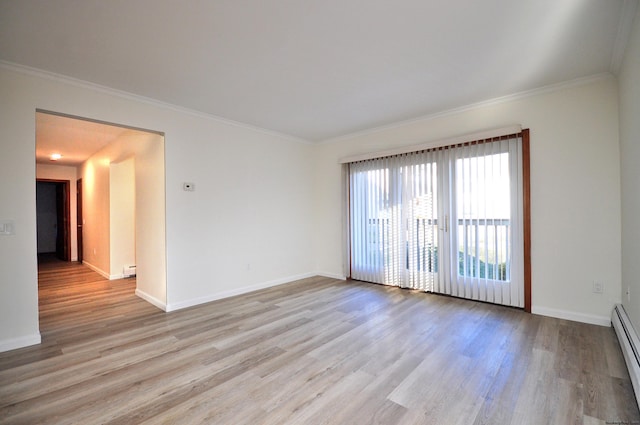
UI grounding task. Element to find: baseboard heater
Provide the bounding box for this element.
[612,304,640,407]
[123,265,137,278]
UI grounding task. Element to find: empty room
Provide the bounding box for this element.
[1,0,640,424]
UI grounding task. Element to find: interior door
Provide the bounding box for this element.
[77,178,83,263]
[54,181,71,261]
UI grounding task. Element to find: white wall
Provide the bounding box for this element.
[164,113,315,310]
[131,132,166,309]
[313,76,621,326]
[0,68,41,351]
[110,157,136,277]
[80,147,111,275]
[36,164,78,260]
[0,64,315,351]
[619,7,640,334]
[82,130,166,300]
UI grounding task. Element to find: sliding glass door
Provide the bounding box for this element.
[349,133,526,308]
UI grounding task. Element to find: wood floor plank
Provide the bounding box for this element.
[0,258,638,424]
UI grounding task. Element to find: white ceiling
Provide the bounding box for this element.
[1,0,635,142]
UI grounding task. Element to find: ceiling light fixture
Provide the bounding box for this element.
[50,153,62,161]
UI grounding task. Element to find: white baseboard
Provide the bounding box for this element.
[316,272,347,280]
[135,288,167,312]
[165,272,317,312]
[0,333,41,353]
[82,261,128,280]
[532,306,611,327]
[612,304,640,408]
[82,260,110,279]
[140,272,344,313]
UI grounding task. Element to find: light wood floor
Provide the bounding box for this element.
[0,259,638,424]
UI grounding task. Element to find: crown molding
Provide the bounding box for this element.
[319,72,614,145]
[1,60,615,147]
[0,60,312,145]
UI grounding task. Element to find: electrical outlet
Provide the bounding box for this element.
[592,281,604,294]
[0,220,15,235]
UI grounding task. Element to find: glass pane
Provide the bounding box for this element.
[456,152,510,281]
[408,162,438,274]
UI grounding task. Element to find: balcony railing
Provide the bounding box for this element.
[364,217,511,281]
[457,218,510,281]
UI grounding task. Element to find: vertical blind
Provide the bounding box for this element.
[348,133,525,308]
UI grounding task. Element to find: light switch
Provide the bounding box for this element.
[0,220,15,235]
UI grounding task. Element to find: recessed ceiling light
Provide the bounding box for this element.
[50,153,62,161]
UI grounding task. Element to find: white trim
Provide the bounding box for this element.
[37,108,164,136]
[81,261,131,280]
[82,260,110,280]
[135,289,168,312]
[532,306,611,327]
[0,60,310,145]
[610,0,639,74]
[0,333,42,353]
[165,272,317,312]
[338,125,522,164]
[322,73,612,145]
[316,272,347,281]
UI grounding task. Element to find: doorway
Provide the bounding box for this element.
[36,179,70,261]
[347,130,531,310]
[35,110,167,311]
